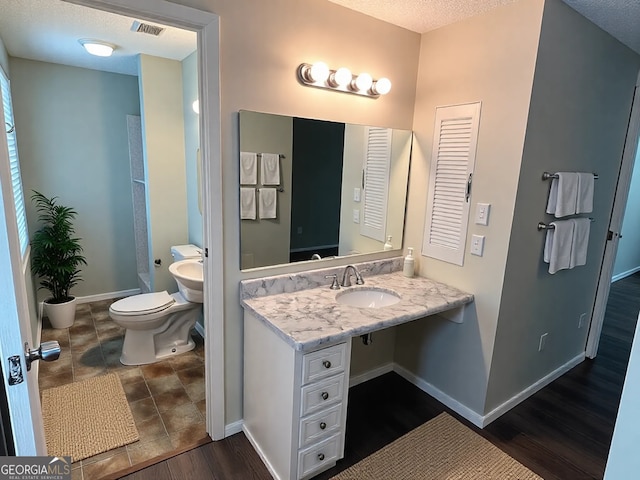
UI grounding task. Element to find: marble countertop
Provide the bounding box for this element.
[241,271,474,351]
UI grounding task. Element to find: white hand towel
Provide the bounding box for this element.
[546,172,579,218]
[240,152,257,185]
[576,173,594,214]
[259,188,277,219]
[261,153,281,185]
[240,187,256,220]
[543,220,575,274]
[570,218,591,268]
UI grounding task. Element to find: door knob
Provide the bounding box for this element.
[24,341,61,371]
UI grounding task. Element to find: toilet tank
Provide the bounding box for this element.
[171,244,202,261]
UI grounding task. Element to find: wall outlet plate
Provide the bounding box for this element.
[353,209,360,223]
[475,203,491,225]
[470,234,485,256]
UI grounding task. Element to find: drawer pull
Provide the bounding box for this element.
[322,360,332,369]
[318,453,325,461]
[321,391,329,400]
[319,422,327,430]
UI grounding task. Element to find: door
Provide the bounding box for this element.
[0,82,46,455]
[587,71,640,358]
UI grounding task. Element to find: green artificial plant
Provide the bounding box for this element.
[30,191,87,304]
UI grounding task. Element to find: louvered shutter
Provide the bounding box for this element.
[422,102,481,266]
[0,68,28,256]
[361,126,392,242]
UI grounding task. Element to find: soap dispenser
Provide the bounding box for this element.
[403,247,415,278]
[383,235,393,251]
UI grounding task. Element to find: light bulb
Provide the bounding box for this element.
[309,62,330,83]
[79,39,115,57]
[353,73,373,93]
[372,77,392,95]
[192,100,200,114]
[331,67,352,87]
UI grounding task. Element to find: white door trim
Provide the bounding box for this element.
[63,0,225,440]
[587,70,640,358]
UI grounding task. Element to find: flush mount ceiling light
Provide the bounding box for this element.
[79,39,115,57]
[298,62,391,98]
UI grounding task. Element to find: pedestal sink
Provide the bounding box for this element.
[336,287,400,308]
[169,260,204,303]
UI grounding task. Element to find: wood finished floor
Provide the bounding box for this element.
[119,272,640,480]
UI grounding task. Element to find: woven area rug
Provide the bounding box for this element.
[331,413,542,479]
[41,373,139,462]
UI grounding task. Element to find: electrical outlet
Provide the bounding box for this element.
[539,333,548,352]
[353,187,361,202]
[353,209,360,223]
[470,235,485,256]
[578,313,587,328]
[475,203,491,226]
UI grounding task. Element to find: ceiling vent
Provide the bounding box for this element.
[131,21,165,36]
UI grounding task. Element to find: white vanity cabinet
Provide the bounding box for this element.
[243,312,351,480]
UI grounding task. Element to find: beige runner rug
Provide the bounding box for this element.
[41,372,139,462]
[331,412,542,479]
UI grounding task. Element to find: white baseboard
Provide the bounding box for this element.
[393,363,485,427]
[75,288,140,304]
[349,363,394,387]
[225,419,243,437]
[612,266,640,283]
[243,424,282,480]
[482,352,585,426]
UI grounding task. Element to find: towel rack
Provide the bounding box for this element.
[258,153,285,158]
[538,218,594,230]
[542,172,599,180]
[256,187,285,193]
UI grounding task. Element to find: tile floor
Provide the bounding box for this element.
[38,299,208,480]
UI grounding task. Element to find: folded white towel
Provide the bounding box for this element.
[570,218,591,268]
[576,173,594,214]
[240,187,256,220]
[544,220,574,274]
[546,172,579,218]
[259,188,277,219]
[261,153,281,185]
[240,152,257,185]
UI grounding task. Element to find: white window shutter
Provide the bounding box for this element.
[422,102,481,266]
[0,68,29,256]
[361,126,392,242]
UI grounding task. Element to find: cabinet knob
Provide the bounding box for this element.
[321,391,329,400]
[319,422,327,430]
[322,360,332,369]
[318,453,325,461]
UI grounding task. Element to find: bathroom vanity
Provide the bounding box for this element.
[240,258,473,480]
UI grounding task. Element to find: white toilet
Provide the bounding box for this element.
[109,244,203,366]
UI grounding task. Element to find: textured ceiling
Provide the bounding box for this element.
[0,0,196,76]
[328,0,640,54]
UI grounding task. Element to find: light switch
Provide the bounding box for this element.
[475,203,491,226]
[353,187,361,202]
[470,234,485,256]
[353,209,360,223]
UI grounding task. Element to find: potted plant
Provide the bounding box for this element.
[30,191,87,329]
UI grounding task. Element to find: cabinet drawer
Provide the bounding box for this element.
[299,403,343,448]
[297,433,341,479]
[300,374,345,417]
[302,343,347,385]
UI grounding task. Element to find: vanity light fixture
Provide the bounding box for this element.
[79,39,115,57]
[298,62,391,97]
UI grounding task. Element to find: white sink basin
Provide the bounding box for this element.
[169,259,203,303]
[335,288,400,308]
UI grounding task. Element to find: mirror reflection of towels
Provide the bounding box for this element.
[240,152,257,185]
[240,187,256,220]
[261,153,280,185]
[259,188,277,219]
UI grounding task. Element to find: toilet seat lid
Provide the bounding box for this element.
[110,291,175,316]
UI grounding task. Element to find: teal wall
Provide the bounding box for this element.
[10,58,140,299]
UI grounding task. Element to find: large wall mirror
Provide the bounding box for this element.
[239,110,413,270]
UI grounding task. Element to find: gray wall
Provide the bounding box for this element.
[0,36,8,75]
[485,0,640,412]
[612,138,640,279]
[10,58,140,299]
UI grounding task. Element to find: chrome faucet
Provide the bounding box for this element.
[341,265,364,287]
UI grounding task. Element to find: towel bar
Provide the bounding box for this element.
[542,172,599,180]
[256,187,285,193]
[538,219,594,230]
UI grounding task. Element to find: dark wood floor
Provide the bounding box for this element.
[118,273,640,480]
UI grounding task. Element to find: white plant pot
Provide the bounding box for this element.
[45,297,77,329]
